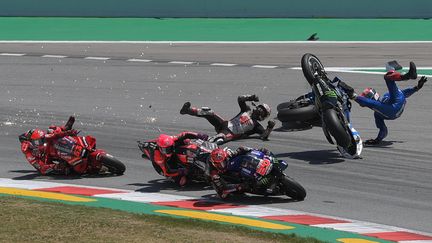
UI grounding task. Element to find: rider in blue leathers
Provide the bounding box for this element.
[206,147,278,199]
[344,61,428,145]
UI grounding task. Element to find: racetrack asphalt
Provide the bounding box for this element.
[0,43,431,233]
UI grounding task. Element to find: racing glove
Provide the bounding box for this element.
[267,120,276,129]
[415,76,427,91]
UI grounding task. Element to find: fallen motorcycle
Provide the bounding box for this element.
[277,53,362,159]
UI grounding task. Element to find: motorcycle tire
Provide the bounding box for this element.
[322,109,351,148]
[281,175,306,201]
[277,100,296,111]
[301,53,325,86]
[100,154,126,175]
[277,104,318,122]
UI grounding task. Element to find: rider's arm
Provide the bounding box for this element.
[251,120,275,140]
[21,142,56,175]
[374,112,388,142]
[209,169,243,199]
[237,94,258,112]
[175,131,208,142]
[402,87,417,99]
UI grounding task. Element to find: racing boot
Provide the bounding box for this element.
[180,102,192,115]
[180,102,213,116]
[401,61,417,80]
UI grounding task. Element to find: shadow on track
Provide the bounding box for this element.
[200,193,299,205]
[9,170,121,180]
[364,140,402,148]
[129,179,212,193]
[276,149,345,164]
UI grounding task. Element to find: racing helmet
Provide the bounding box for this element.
[156,134,175,157]
[27,128,46,148]
[255,103,271,121]
[360,88,380,101]
[209,148,228,171]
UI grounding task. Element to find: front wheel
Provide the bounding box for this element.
[100,154,126,175]
[281,176,306,201]
[322,109,351,148]
[301,53,325,86]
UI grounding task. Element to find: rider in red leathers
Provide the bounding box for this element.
[19,117,79,175]
[140,131,208,186]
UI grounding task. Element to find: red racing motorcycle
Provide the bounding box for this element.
[19,117,125,176]
[138,138,217,183]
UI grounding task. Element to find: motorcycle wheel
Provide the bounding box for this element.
[277,101,318,122]
[322,109,351,148]
[281,175,306,201]
[100,154,126,175]
[301,53,325,86]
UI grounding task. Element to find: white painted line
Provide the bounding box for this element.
[127,58,152,62]
[0,53,25,56]
[84,57,111,60]
[1,41,432,44]
[0,178,65,190]
[95,191,194,203]
[169,61,194,65]
[252,65,278,69]
[210,206,304,217]
[41,55,67,58]
[313,222,402,234]
[211,63,237,67]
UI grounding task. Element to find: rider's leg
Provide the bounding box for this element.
[180,102,225,131]
[355,96,394,119]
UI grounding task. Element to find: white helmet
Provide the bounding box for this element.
[337,124,363,159]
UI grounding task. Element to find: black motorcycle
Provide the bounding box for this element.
[277,53,362,159]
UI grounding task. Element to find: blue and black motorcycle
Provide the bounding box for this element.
[222,149,306,201]
[277,53,362,159]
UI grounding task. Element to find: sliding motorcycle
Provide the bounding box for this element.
[277,53,362,159]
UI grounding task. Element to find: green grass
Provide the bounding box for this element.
[0,196,323,243]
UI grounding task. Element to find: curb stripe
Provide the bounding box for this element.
[0,187,95,202]
[95,192,195,202]
[152,199,246,210]
[156,209,294,230]
[263,214,350,225]
[364,232,432,241]
[398,241,432,243]
[314,222,402,234]
[210,205,304,217]
[1,178,431,240]
[36,186,125,196]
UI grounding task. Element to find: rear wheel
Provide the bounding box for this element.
[281,176,306,201]
[277,101,318,122]
[301,53,325,86]
[322,109,351,148]
[100,154,126,175]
